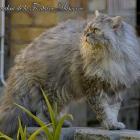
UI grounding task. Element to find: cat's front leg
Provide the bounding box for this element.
[102,101,125,130]
[87,92,125,130]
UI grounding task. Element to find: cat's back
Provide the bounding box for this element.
[16,19,86,63]
[36,18,86,52]
[13,19,86,82]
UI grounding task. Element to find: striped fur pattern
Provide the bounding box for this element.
[0,12,140,136]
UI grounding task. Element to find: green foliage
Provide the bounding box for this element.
[41,89,73,140]
[17,118,27,140]
[15,103,53,140]
[0,131,13,140]
[0,89,73,140]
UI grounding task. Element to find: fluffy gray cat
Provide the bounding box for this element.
[0,11,140,136]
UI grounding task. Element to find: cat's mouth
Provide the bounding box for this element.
[86,38,100,46]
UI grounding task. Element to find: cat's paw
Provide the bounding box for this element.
[102,121,125,130]
[109,122,125,130]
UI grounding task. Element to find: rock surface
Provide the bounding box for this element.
[27,127,140,140]
[75,128,140,140]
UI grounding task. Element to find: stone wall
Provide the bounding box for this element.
[9,0,58,59]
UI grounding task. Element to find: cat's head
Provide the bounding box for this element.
[82,11,124,60]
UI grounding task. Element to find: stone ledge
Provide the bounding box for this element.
[27,127,140,140]
[75,128,140,140]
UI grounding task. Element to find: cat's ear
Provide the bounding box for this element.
[112,16,122,30]
[94,10,100,17]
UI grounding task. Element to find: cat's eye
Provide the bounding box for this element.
[84,27,100,35]
[93,28,100,34]
[88,28,100,34]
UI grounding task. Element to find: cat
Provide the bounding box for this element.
[0,11,140,136]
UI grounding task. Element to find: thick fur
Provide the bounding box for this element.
[0,13,140,136]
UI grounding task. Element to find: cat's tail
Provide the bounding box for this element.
[0,77,41,136]
[0,98,35,137]
[0,60,45,137]
[0,80,42,137]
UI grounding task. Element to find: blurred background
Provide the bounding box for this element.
[0,0,140,130]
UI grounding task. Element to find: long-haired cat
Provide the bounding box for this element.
[0,11,140,136]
